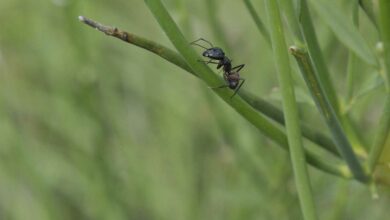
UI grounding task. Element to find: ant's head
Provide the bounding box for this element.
[202,47,225,60]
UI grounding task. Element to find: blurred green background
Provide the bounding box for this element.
[0,0,388,219]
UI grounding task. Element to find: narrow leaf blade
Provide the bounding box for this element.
[309,0,377,66]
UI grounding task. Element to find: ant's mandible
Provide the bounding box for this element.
[190,38,245,98]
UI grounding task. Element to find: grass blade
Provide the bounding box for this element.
[265,0,318,219]
[359,0,378,28]
[299,0,367,155]
[367,0,390,173]
[290,46,369,183]
[308,0,377,66]
[346,1,360,103]
[367,96,390,172]
[379,0,390,86]
[243,0,271,44]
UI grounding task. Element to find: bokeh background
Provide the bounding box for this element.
[0,0,389,219]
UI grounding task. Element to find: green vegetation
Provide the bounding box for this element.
[0,0,389,219]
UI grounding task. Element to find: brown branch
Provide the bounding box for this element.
[79,16,129,42]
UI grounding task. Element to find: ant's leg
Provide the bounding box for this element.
[210,84,229,89]
[231,64,245,73]
[198,60,219,65]
[191,42,209,50]
[231,78,245,98]
[198,60,219,64]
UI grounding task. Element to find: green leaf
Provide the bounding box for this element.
[344,73,384,113]
[355,73,384,99]
[308,0,377,66]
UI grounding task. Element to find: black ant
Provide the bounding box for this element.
[190,38,245,98]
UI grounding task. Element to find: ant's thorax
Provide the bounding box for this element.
[221,56,232,72]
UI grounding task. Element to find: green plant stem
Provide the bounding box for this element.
[79,15,347,178]
[367,0,390,173]
[290,46,369,183]
[343,1,368,155]
[299,0,338,111]
[359,0,378,28]
[265,1,318,220]
[78,15,340,157]
[240,92,339,156]
[78,16,193,77]
[243,0,271,45]
[280,0,366,155]
[367,96,390,172]
[308,0,376,66]
[279,0,304,45]
[143,0,349,178]
[379,0,390,87]
[142,0,283,144]
[299,0,367,154]
[346,1,359,103]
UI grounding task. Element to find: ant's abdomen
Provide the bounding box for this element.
[229,81,238,89]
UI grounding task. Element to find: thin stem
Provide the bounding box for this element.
[241,92,340,156]
[343,1,368,155]
[346,1,359,103]
[299,0,367,154]
[79,15,340,157]
[243,0,271,45]
[79,15,347,178]
[367,96,390,172]
[279,0,304,45]
[290,46,369,183]
[298,0,339,113]
[78,16,195,77]
[367,0,390,173]
[143,0,281,144]
[280,0,366,156]
[359,0,378,28]
[265,1,318,219]
[379,0,390,87]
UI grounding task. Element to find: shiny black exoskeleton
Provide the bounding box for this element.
[202,47,232,73]
[190,38,245,98]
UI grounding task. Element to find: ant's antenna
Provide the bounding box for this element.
[190,38,214,49]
